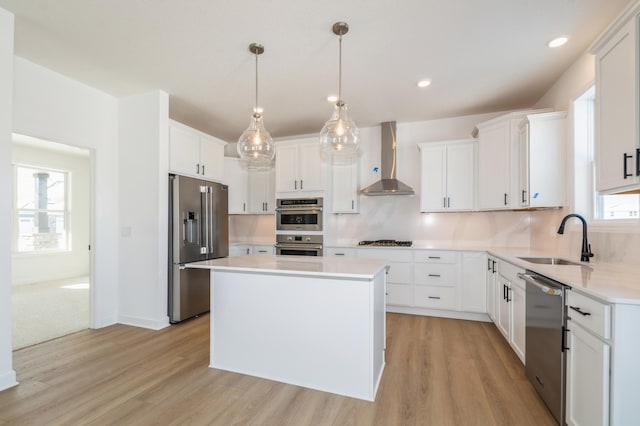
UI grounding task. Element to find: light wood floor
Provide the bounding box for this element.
[0,313,556,425]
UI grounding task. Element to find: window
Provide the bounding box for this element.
[14,165,69,252]
[574,86,640,221]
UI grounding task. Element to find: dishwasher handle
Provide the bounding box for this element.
[517,272,564,296]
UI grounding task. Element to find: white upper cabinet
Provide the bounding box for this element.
[332,161,359,213]
[248,168,275,213]
[275,138,324,194]
[591,5,640,194]
[476,113,521,210]
[475,109,551,210]
[224,157,248,214]
[224,157,274,215]
[169,120,226,182]
[418,140,476,212]
[518,112,567,208]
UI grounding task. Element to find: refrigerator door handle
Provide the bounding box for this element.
[201,186,209,255]
[208,186,215,256]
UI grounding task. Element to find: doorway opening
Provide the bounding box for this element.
[11,133,92,350]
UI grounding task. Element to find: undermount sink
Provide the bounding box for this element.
[517,256,583,266]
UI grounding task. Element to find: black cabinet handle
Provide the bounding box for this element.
[447,197,451,208]
[624,153,633,179]
[504,193,508,205]
[503,284,506,300]
[197,163,200,174]
[202,165,205,175]
[569,306,591,316]
[428,296,441,300]
[522,189,527,203]
[428,256,441,259]
[487,258,492,271]
[443,197,447,208]
[636,149,640,176]
[492,260,496,274]
[428,274,441,277]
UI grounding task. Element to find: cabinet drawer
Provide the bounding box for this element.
[414,263,457,286]
[498,260,524,284]
[414,286,457,310]
[357,248,412,262]
[567,291,611,340]
[386,283,413,306]
[414,250,458,263]
[325,247,357,257]
[386,262,412,284]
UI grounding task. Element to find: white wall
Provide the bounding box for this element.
[12,56,119,328]
[0,6,17,392]
[118,91,170,329]
[11,142,91,285]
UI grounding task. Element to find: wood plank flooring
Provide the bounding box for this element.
[0,313,557,425]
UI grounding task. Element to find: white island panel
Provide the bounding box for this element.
[189,255,387,401]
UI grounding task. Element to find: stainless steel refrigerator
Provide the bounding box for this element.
[168,174,228,323]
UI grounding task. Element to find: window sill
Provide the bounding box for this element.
[12,250,73,258]
[588,219,640,233]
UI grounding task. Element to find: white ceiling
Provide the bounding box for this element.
[0,0,632,142]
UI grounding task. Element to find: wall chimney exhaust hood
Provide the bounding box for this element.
[360,121,415,196]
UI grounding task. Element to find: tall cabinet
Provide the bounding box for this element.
[169,120,226,182]
[590,2,640,194]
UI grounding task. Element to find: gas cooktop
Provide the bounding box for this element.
[358,240,413,247]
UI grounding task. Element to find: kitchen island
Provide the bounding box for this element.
[187,254,388,401]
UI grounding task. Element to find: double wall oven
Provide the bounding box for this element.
[275,197,323,256]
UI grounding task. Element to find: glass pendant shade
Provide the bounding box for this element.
[237,42,274,170]
[319,101,359,164]
[237,112,275,170]
[320,22,359,164]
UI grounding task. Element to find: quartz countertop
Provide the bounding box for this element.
[326,243,640,304]
[187,254,388,280]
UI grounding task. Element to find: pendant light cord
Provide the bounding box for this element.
[255,51,259,114]
[338,34,342,102]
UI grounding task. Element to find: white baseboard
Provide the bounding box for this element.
[0,369,17,392]
[118,314,170,330]
[387,305,491,322]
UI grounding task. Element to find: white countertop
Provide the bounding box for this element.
[187,254,388,280]
[327,243,640,304]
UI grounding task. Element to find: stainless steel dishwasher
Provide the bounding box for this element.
[518,271,568,425]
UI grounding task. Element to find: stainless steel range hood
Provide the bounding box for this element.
[360,121,415,196]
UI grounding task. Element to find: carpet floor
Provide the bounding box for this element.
[11,276,90,350]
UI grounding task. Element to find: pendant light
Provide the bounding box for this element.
[319,22,359,165]
[237,43,275,170]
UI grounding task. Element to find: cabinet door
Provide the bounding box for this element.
[496,275,511,339]
[518,123,530,207]
[510,281,526,363]
[169,124,201,176]
[224,158,248,214]
[200,136,225,182]
[332,162,359,213]
[596,18,639,193]
[446,142,475,210]
[419,144,447,212]
[478,123,511,209]
[461,252,487,313]
[275,144,298,192]
[248,170,273,213]
[566,320,610,426]
[298,142,324,191]
[486,257,496,321]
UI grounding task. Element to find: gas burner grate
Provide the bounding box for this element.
[358,240,413,247]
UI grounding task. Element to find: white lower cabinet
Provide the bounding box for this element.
[328,247,486,317]
[493,258,526,363]
[486,255,498,321]
[566,317,610,426]
[229,244,274,257]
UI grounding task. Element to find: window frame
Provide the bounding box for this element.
[12,163,71,255]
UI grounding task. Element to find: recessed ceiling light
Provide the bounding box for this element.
[417,79,432,88]
[548,36,568,48]
[327,95,338,102]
